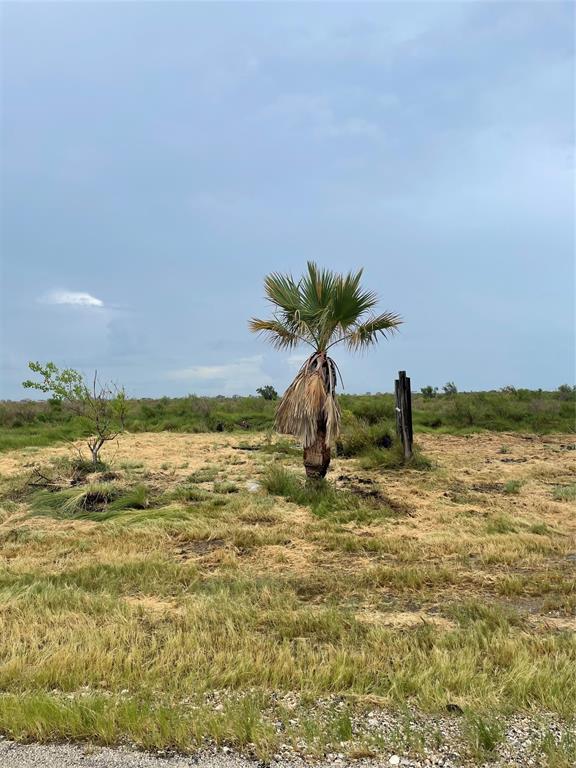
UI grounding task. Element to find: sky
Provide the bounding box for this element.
[1,1,574,400]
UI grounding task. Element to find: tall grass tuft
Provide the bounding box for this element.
[30,483,120,518]
[262,464,395,522]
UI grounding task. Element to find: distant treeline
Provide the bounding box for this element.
[0,388,574,452]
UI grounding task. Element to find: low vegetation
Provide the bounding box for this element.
[1,387,573,454]
[0,427,574,763]
[22,361,127,465]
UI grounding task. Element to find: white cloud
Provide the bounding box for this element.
[167,355,271,393]
[42,290,104,308]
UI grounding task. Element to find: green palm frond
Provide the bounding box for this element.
[263,272,301,314]
[322,268,379,344]
[343,311,403,351]
[250,262,401,355]
[248,318,309,350]
[299,262,336,318]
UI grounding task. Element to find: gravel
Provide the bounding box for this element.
[0,741,463,768]
[0,700,572,768]
[0,722,571,768]
[0,741,237,768]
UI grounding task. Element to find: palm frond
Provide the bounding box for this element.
[344,311,403,351]
[299,262,337,317]
[263,272,301,314]
[338,278,379,324]
[251,263,401,356]
[275,353,341,447]
[248,318,305,350]
[323,391,341,446]
[323,268,379,342]
[276,369,321,447]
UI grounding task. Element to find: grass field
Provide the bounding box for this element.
[0,427,575,765]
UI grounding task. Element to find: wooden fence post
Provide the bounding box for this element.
[395,370,413,460]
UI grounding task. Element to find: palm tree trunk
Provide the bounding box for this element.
[304,418,331,480]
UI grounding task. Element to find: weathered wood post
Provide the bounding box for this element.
[395,370,413,460]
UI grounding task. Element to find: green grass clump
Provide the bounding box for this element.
[364,564,458,591]
[464,713,504,760]
[257,438,301,457]
[485,515,518,534]
[187,466,220,483]
[29,483,120,518]
[171,484,212,503]
[336,416,394,457]
[108,485,152,511]
[358,442,432,471]
[335,414,431,470]
[503,480,523,495]
[529,522,552,536]
[538,731,576,768]
[213,481,239,494]
[450,601,523,631]
[552,484,576,502]
[262,464,393,523]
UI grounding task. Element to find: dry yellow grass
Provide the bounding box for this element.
[0,430,574,759]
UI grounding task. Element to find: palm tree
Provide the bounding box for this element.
[249,262,402,480]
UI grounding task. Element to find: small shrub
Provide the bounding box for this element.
[503,480,523,495]
[359,442,432,471]
[336,416,393,458]
[557,384,576,400]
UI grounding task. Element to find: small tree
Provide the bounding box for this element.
[23,361,126,466]
[256,385,279,401]
[250,263,401,479]
[557,384,576,400]
[443,381,458,396]
[421,385,438,399]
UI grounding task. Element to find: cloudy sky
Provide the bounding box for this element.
[1,1,574,399]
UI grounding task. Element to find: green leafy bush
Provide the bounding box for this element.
[336,414,394,457]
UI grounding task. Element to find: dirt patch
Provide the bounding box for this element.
[355,609,455,631]
[470,482,505,493]
[124,596,184,615]
[175,538,226,558]
[532,615,576,632]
